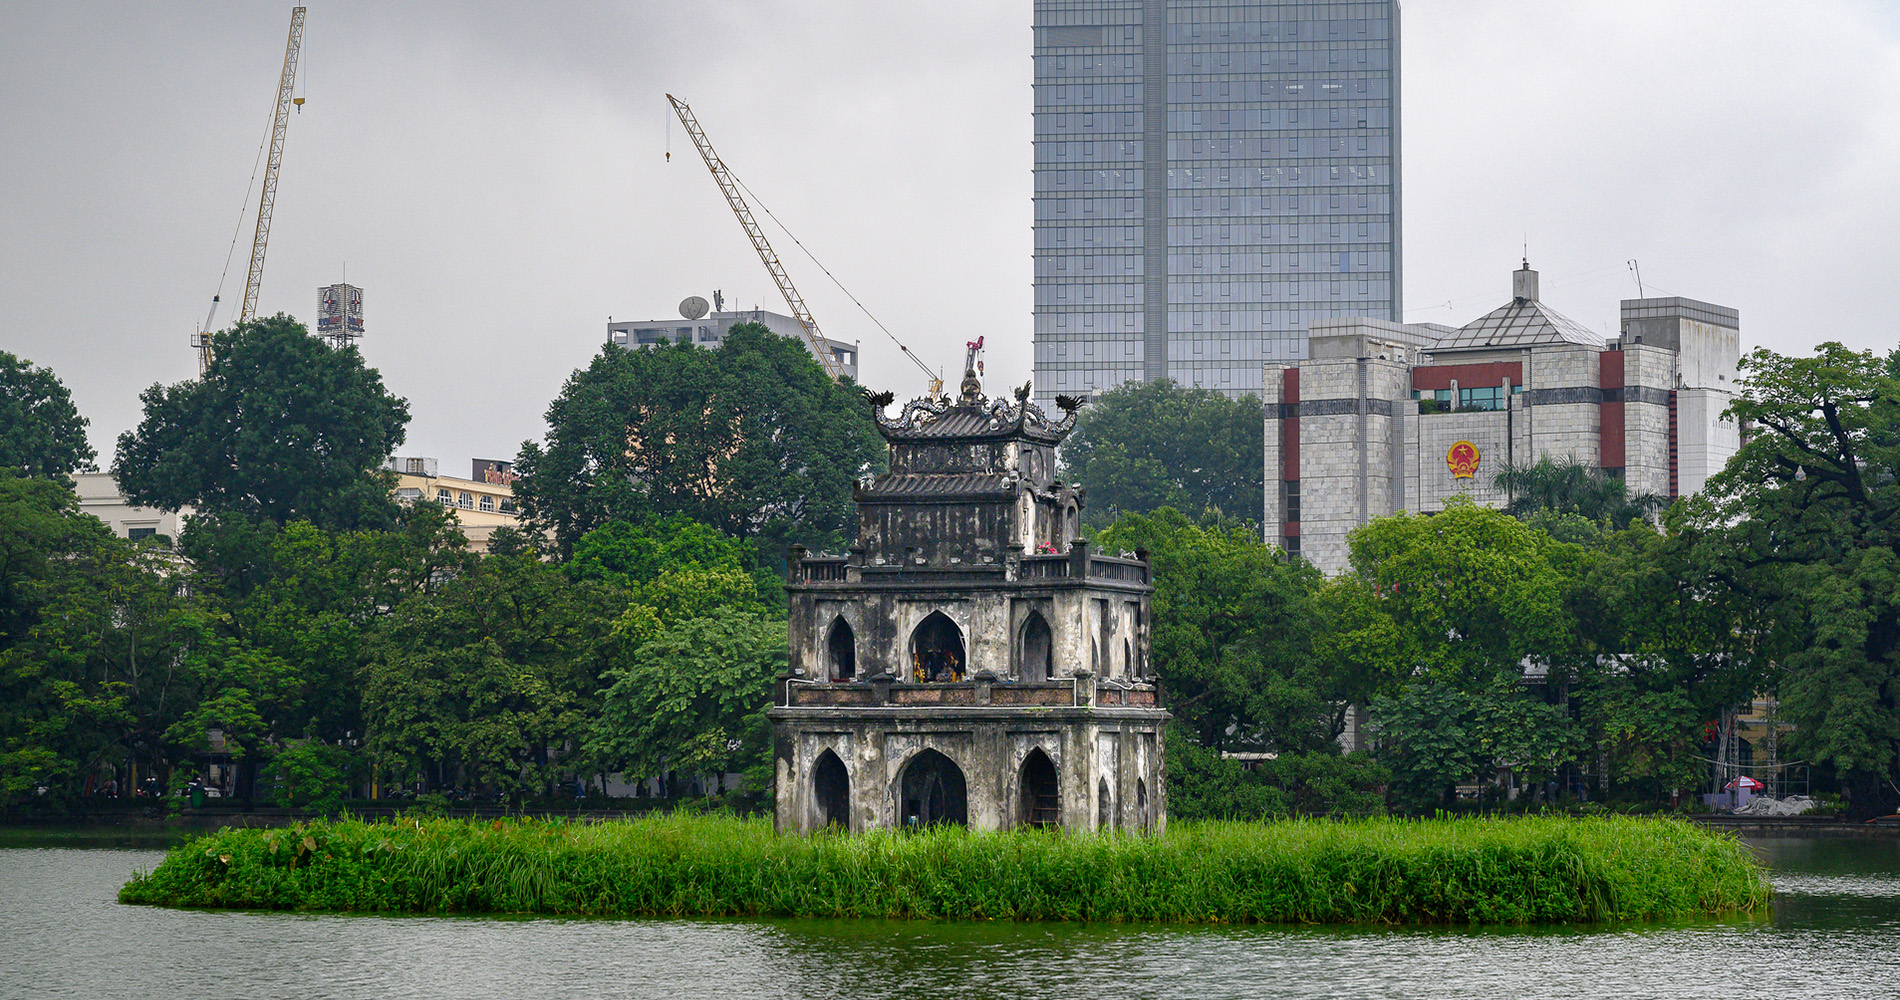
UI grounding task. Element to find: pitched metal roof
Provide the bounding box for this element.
[1432,298,1606,351]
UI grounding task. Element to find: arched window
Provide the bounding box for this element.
[909,611,965,682]
[1019,749,1059,828]
[1019,612,1054,682]
[827,617,856,681]
[898,749,967,826]
[1122,638,1131,678]
[1135,778,1149,832]
[1098,778,1113,831]
[813,749,850,829]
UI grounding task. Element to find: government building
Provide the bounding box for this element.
[1264,262,1741,575]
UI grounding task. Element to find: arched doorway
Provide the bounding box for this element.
[898,749,967,827]
[827,617,856,681]
[813,749,850,829]
[1098,778,1113,831]
[1019,612,1054,682]
[910,612,965,682]
[1018,749,1059,828]
[1135,778,1149,831]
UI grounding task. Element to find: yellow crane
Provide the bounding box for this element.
[196,6,307,375]
[666,94,942,393]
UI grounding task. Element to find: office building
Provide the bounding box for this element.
[1033,0,1401,404]
[1263,263,1741,574]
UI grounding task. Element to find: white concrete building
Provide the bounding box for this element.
[1264,263,1740,575]
[71,472,193,543]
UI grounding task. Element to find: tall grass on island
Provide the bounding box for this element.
[119,813,1770,924]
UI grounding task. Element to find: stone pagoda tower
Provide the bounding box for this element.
[770,365,1168,834]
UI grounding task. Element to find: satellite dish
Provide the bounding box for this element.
[679,296,710,321]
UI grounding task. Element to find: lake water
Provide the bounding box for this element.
[0,836,1894,999]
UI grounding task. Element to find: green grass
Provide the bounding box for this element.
[117,813,1770,924]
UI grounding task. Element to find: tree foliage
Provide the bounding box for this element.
[514,323,881,556]
[1097,508,1340,751]
[0,352,96,479]
[113,314,410,530]
[1059,378,1264,528]
[1492,455,1666,528]
[1685,342,1900,810]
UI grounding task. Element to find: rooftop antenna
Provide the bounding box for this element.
[1627,259,1646,298]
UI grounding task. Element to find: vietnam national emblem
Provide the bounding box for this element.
[1447,440,1481,479]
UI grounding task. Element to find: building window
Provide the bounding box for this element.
[437,488,453,505]
[128,527,157,541]
[404,458,426,475]
[458,492,474,509]
[1459,386,1504,412]
[1282,481,1301,523]
[479,494,496,513]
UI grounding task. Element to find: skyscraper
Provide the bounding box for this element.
[1032,1,1401,404]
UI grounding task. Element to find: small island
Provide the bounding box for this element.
[120,813,1769,924]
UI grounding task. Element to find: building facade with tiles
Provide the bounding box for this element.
[1263,263,1741,575]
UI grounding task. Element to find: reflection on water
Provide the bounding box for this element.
[0,836,1892,1000]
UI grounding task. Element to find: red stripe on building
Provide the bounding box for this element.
[1281,367,1300,483]
[1411,361,1523,392]
[1599,351,1626,469]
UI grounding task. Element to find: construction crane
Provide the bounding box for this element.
[196,6,306,375]
[666,94,944,394]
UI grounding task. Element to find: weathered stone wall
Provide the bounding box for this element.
[772,703,1166,834]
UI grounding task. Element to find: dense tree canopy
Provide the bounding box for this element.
[1060,378,1263,528]
[0,351,95,479]
[112,314,409,531]
[514,323,882,556]
[1684,342,1900,812]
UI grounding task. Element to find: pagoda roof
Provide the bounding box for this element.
[870,378,1080,446]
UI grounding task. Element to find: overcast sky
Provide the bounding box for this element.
[5,1,1899,470]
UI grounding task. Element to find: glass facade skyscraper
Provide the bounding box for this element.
[1032,1,1401,403]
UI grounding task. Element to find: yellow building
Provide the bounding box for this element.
[385,457,522,553]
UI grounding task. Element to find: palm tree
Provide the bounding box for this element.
[1491,456,1667,527]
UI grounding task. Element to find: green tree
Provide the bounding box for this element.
[0,352,96,479]
[1686,342,1900,814]
[0,482,294,806]
[227,502,475,746]
[1492,455,1665,528]
[592,615,787,792]
[1059,379,1264,528]
[1345,498,1585,689]
[1096,508,1334,751]
[360,547,619,800]
[514,323,881,556]
[567,514,782,606]
[113,314,410,531]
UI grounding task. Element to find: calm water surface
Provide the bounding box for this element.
[0,837,1893,999]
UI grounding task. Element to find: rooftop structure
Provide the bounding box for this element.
[608,307,859,381]
[384,456,523,554]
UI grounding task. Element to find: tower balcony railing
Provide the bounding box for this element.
[777,672,1160,709]
[790,547,1148,586]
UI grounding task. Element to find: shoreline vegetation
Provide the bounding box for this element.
[118,813,1770,924]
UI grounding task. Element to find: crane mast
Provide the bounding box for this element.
[200,5,306,375]
[665,94,845,380]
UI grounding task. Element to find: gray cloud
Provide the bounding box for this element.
[3,1,1895,470]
